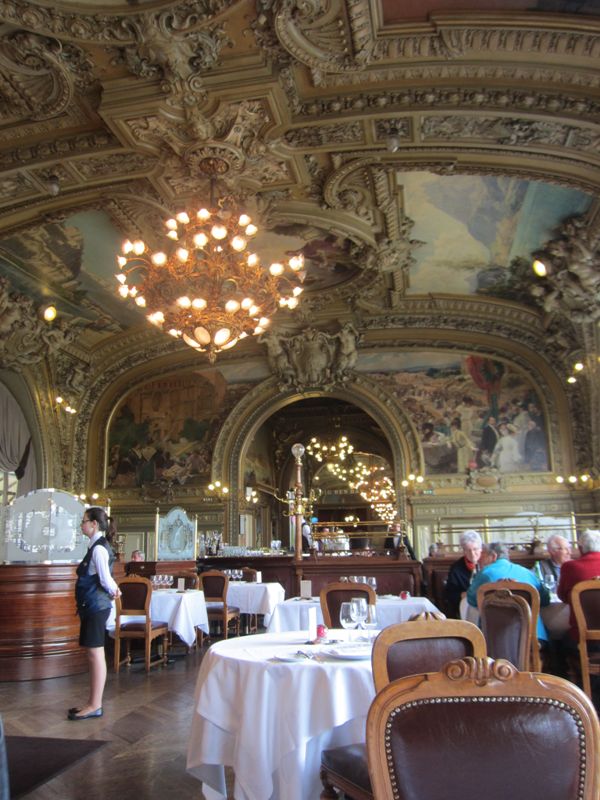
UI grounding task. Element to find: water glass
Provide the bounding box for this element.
[350,597,368,629]
[339,602,356,630]
[367,576,377,593]
[364,604,378,640]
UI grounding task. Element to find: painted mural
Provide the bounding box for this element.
[366,352,549,475]
[107,372,253,490]
[401,173,592,298]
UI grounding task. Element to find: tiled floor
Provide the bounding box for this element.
[1,645,230,799]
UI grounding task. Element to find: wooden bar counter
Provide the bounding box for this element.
[130,553,422,599]
[0,561,126,682]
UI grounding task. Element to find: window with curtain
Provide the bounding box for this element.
[0,471,17,507]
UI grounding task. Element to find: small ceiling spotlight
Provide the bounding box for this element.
[46,175,60,196]
[574,362,584,372]
[41,304,57,322]
[386,134,400,153]
[567,376,577,384]
[532,259,547,277]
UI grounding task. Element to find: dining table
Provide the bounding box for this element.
[266,594,439,633]
[106,588,209,647]
[226,581,286,626]
[187,630,376,800]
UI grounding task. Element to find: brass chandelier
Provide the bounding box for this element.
[115,161,305,363]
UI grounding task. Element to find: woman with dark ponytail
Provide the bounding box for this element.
[69,506,120,721]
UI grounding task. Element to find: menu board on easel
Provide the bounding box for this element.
[156,506,196,561]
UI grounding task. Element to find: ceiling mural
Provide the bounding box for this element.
[380,0,600,22]
[402,173,593,296]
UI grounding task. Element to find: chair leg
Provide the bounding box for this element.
[580,646,592,699]
[223,614,228,639]
[114,634,120,672]
[319,767,340,799]
[145,636,152,671]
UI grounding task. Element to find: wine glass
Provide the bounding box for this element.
[350,597,368,630]
[367,576,377,594]
[339,602,356,631]
[364,604,378,641]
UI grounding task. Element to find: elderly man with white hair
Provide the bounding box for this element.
[538,533,572,588]
[444,529,482,619]
[558,529,600,643]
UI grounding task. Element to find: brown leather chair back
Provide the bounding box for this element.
[320,581,376,628]
[372,615,486,692]
[242,567,258,582]
[571,579,600,699]
[479,588,532,670]
[117,576,151,615]
[477,579,541,670]
[199,570,229,601]
[367,657,600,800]
[171,572,200,590]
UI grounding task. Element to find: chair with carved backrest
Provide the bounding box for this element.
[114,576,169,672]
[366,656,600,800]
[571,578,600,700]
[478,588,532,670]
[170,572,201,590]
[198,570,240,639]
[477,580,542,671]
[319,613,487,800]
[319,581,376,629]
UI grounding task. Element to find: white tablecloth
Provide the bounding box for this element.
[266,595,439,633]
[187,631,375,800]
[227,582,286,624]
[107,589,209,647]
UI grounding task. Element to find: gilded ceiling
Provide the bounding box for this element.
[0,0,598,358]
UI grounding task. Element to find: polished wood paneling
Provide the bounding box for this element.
[0,564,85,681]
[0,561,127,681]
[298,555,422,597]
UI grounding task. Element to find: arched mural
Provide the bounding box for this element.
[367,351,549,475]
[106,372,253,490]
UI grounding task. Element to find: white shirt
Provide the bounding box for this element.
[87,532,119,596]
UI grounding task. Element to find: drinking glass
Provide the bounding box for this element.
[544,574,557,594]
[350,597,368,629]
[364,604,378,640]
[367,576,377,593]
[339,602,356,630]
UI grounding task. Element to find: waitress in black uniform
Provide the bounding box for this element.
[69,506,120,721]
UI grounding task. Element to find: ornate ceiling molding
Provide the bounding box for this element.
[0,0,238,44]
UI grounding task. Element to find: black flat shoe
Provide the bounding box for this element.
[68,707,80,715]
[68,708,103,721]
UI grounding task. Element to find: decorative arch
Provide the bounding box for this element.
[211,374,422,538]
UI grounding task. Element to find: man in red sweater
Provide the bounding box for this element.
[557,529,600,642]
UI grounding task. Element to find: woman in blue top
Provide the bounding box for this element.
[69,507,120,721]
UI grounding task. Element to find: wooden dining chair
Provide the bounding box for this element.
[366,656,600,800]
[320,615,486,800]
[571,578,600,700]
[198,570,240,640]
[477,580,542,671]
[170,572,200,590]
[479,588,532,670]
[319,581,376,629]
[113,576,169,672]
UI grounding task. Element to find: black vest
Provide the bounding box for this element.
[75,537,115,619]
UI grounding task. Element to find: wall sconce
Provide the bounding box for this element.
[400,473,424,492]
[208,480,229,497]
[55,396,76,414]
[556,473,594,489]
[244,486,258,503]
